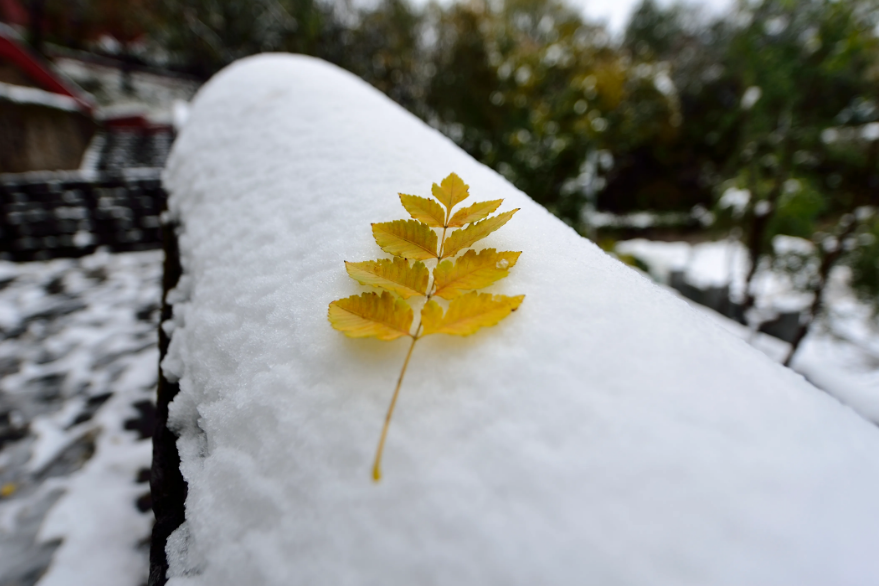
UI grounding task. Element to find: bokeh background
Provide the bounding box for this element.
[7,0,877,330]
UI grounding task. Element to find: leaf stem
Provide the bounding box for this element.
[373,330,419,482]
[373,207,452,482]
[438,219,449,259]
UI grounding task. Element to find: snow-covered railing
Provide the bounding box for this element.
[154,55,879,586]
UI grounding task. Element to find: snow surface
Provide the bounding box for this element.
[162,54,879,586]
[0,250,160,585]
[616,238,879,425]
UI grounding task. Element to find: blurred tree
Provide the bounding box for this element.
[149,0,347,77]
[848,212,879,316]
[426,0,677,226]
[722,0,879,313]
[608,0,739,214]
[706,0,879,361]
[776,208,879,364]
[343,0,426,114]
[625,0,685,60]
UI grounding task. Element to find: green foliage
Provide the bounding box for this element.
[769,179,827,240]
[37,0,879,242]
[848,214,879,315]
[149,0,347,77]
[343,0,426,113]
[424,0,680,224]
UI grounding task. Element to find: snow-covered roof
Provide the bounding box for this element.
[0,80,81,111]
[162,54,879,586]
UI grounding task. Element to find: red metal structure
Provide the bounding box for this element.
[0,24,94,113]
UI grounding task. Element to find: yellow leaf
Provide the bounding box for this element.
[400,194,446,227]
[432,249,521,300]
[328,291,413,340]
[441,209,519,258]
[345,258,429,298]
[372,219,438,260]
[420,298,444,333]
[0,483,16,498]
[448,199,503,227]
[421,292,524,336]
[431,172,469,210]
[328,173,525,481]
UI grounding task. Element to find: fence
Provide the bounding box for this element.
[0,170,166,262]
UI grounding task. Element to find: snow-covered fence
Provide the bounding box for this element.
[0,171,166,261]
[154,55,879,586]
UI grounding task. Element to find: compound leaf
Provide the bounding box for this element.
[433,249,521,300]
[373,219,438,260]
[448,199,503,227]
[421,292,524,336]
[431,172,469,210]
[328,291,413,340]
[442,209,519,258]
[346,258,429,298]
[328,172,525,481]
[400,194,446,227]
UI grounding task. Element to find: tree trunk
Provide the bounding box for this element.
[741,138,793,313]
[783,219,859,366]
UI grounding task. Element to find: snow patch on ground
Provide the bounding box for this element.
[0,250,161,586]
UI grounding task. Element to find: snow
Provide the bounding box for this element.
[616,237,879,424]
[616,236,816,310]
[162,54,879,586]
[687,300,879,425]
[0,250,160,586]
[0,81,82,112]
[863,122,879,141]
[588,210,690,229]
[718,186,750,216]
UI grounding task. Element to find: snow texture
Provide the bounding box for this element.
[702,301,879,425]
[0,250,159,586]
[162,54,879,586]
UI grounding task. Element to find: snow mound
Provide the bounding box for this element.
[162,54,879,586]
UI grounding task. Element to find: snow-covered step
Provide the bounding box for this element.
[158,54,879,586]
